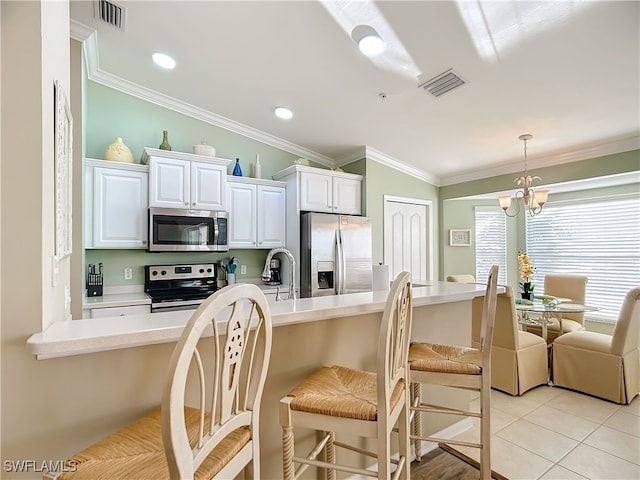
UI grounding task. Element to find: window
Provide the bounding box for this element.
[526,195,640,322]
[475,207,507,284]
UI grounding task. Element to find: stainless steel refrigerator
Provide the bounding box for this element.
[300,212,372,298]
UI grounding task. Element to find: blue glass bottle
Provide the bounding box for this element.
[233,158,243,176]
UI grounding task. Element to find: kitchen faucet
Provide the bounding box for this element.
[262,247,296,301]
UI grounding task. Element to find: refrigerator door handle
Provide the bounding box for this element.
[334,229,341,294]
[336,228,346,294]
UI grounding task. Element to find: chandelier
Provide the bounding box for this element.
[498,134,549,217]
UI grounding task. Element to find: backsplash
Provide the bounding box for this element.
[85,249,269,287]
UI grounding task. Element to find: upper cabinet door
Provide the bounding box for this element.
[92,166,148,248]
[332,176,361,215]
[191,161,227,211]
[149,157,190,208]
[227,182,257,248]
[299,171,332,213]
[257,185,286,248]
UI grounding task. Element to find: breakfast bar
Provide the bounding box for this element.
[27,281,490,478]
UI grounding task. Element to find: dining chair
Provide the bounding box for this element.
[525,274,588,342]
[446,274,476,283]
[472,286,548,396]
[46,283,272,479]
[409,265,498,480]
[552,287,640,404]
[280,271,413,479]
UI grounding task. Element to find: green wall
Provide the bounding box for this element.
[85,81,304,177]
[84,82,324,287]
[441,173,640,292]
[364,160,439,272]
[84,80,638,293]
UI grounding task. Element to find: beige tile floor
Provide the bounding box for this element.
[450,386,640,480]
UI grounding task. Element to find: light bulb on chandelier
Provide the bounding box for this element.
[498,134,549,217]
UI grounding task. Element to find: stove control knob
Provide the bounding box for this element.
[161,270,167,276]
[199,268,205,273]
[152,270,158,276]
[207,268,212,273]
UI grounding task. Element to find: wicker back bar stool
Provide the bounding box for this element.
[409,265,499,480]
[46,284,272,480]
[280,271,413,479]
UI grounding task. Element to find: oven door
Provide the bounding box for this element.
[151,299,203,313]
[149,208,228,252]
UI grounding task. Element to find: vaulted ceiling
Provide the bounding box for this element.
[70,0,640,186]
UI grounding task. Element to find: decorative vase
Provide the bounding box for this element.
[159,130,172,151]
[233,158,243,176]
[103,137,134,163]
[521,292,532,301]
[253,154,262,179]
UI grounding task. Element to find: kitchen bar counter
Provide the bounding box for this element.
[27,280,493,478]
[27,281,488,359]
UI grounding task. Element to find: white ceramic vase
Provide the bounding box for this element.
[104,137,134,163]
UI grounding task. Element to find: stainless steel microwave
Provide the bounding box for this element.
[149,207,229,252]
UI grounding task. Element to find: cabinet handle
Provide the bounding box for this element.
[184,202,189,205]
[142,240,147,245]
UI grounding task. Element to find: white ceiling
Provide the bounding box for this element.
[70,0,640,186]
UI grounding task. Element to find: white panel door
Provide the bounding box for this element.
[227,183,257,248]
[299,171,332,212]
[383,198,431,285]
[93,167,148,248]
[149,157,189,208]
[257,185,286,248]
[191,161,226,211]
[332,176,361,215]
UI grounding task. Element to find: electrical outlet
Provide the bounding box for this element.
[240,265,247,275]
[124,267,133,280]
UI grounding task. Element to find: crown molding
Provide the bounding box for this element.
[73,22,335,169]
[440,135,640,186]
[337,146,438,184]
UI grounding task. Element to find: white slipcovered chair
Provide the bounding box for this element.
[446,274,476,283]
[552,287,640,405]
[471,286,549,395]
[47,284,272,479]
[526,274,588,342]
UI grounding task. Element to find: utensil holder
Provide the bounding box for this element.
[227,273,236,285]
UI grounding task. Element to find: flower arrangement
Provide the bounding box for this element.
[518,252,535,299]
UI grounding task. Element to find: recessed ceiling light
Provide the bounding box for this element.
[152,52,176,70]
[274,107,293,120]
[351,25,385,56]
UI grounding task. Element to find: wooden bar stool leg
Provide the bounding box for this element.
[282,424,295,480]
[411,382,422,461]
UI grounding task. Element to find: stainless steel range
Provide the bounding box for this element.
[145,263,218,313]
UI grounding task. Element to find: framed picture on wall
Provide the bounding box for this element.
[54,80,73,259]
[449,229,471,247]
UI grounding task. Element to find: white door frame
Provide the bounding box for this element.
[383,195,434,284]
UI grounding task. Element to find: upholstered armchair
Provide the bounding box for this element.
[446,274,476,283]
[526,274,588,342]
[552,287,640,404]
[472,286,549,395]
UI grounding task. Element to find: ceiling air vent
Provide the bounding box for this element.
[94,0,126,31]
[419,69,465,97]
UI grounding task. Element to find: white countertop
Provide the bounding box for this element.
[29,282,491,359]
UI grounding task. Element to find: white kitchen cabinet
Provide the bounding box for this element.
[272,165,363,287]
[142,148,230,211]
[84,159,149,249]
[227,177,286,249]
[298,168,361,215]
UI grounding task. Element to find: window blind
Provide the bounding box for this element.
[526,194,640,322]
[475,207,507,284]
